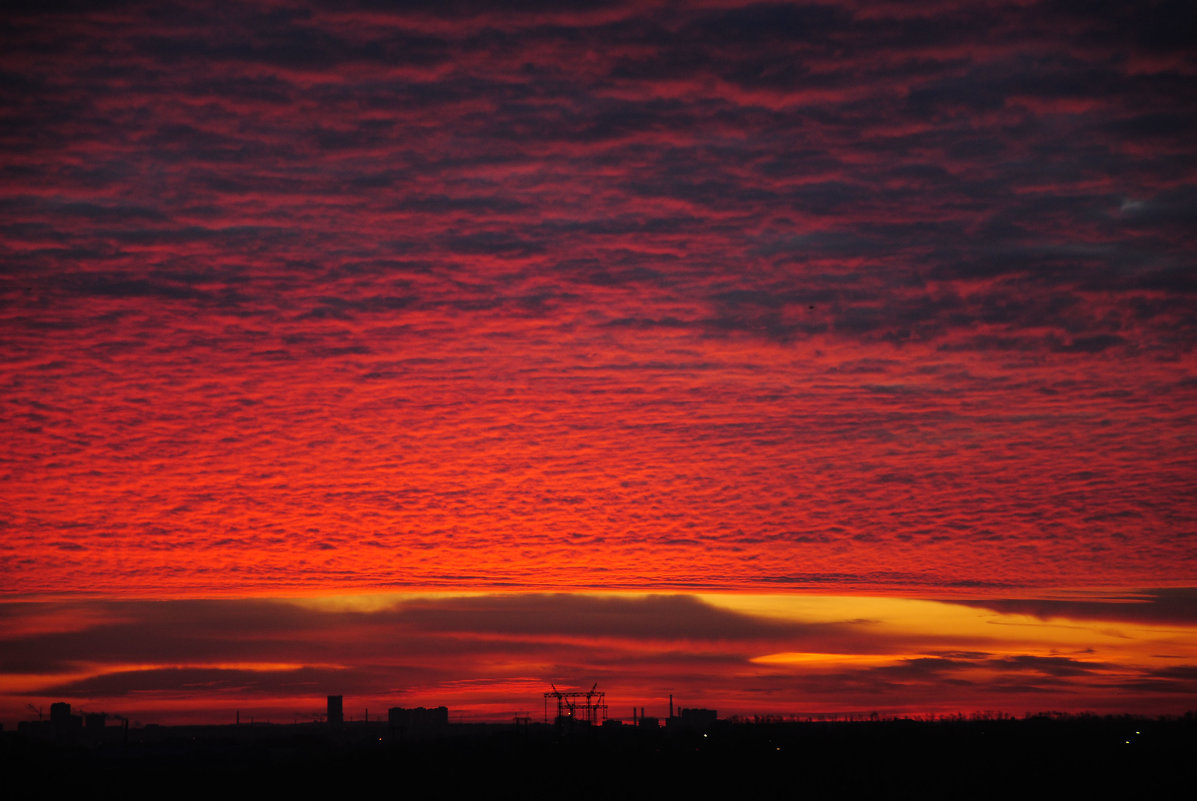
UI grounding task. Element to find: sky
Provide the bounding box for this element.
[1,0,1195,726]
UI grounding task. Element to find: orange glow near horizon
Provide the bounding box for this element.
[2,591,1194,727]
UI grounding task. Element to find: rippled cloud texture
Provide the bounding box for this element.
[2,1,1195,597]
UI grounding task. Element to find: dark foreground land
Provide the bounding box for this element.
[3,715,1192,799]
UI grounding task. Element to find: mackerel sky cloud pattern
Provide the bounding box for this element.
[2,1,1195,596]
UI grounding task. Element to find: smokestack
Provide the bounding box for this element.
[670,694,673,718]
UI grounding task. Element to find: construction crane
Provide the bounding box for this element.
[585,683,599,712]
[26,704,43,721]
[549,684,576,718]
[544,683,607,727]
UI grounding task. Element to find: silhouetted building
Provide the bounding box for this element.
[388,706,448,738]
[327,695,343,726]
[17,720,51,738]
[48,702,83,740]
[672,708,718,732]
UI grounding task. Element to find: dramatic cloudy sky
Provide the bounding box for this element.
[1,1,1194,724]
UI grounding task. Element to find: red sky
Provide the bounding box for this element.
[1,0,1195,725]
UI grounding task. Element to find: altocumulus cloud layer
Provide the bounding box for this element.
[1,0,1195,594]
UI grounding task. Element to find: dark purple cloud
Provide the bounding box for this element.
[953,588,1197,624]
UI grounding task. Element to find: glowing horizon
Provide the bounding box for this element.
[2,589,1195,728]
